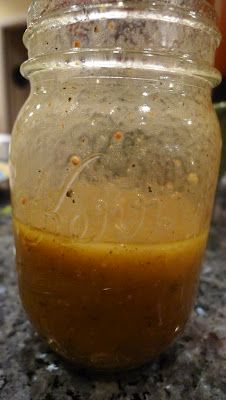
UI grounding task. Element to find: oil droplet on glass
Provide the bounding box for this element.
[187,173,199,185]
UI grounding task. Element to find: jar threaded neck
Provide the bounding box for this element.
[22,0,221,85]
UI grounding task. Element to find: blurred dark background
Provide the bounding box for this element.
[0,0,30,134]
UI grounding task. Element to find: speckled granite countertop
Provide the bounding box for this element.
[1,185,226,400]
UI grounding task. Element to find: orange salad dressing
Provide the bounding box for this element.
[14,215,207,369]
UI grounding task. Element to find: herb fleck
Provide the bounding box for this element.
[148,186,152,193]
[66,189,73,198]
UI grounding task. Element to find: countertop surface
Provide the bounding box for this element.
[0,186,226,400]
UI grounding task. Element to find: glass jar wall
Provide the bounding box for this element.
[10,0,221,370]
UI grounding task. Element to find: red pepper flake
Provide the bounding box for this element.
[114,131,123,140]
[21,197,28,205]
[70,155,81,166]
[73,39,81,48]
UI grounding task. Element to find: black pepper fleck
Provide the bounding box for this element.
[66,189,73,198]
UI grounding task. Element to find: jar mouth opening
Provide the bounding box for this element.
[21,49,221,87]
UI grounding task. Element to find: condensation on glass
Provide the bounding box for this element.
[10,0,222,370]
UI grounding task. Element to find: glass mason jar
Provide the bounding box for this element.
[10,0,221,370]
